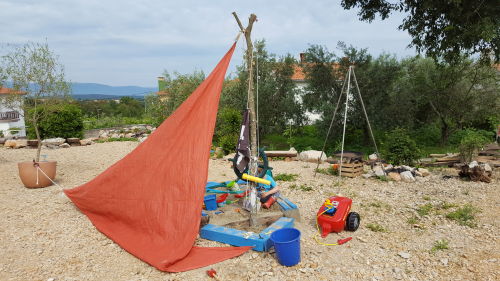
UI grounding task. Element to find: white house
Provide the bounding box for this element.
[0,87,27,137]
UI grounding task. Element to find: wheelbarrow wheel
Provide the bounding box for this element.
[345,212,360,231]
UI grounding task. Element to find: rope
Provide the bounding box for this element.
[36,166,65,190]
[314,71,350,177]
[351,68,382,162]
[339,66,352,178]
[255,52,260,153]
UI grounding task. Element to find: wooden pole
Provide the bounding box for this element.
[232,12,258,226]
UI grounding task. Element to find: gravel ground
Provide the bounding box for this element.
[0,142,499,281]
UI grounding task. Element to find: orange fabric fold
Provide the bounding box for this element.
[65,43,251,272]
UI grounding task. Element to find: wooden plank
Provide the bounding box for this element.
[264,150,298,157]
[339,167,363,172]
[435,157,460,162]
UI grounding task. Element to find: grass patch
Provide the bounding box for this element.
[431,239,449,253]
[377,175,389,181]
[95,137,138,143]
[274,173,299,182]
[314,166,338,176]
[446,204,479,227]
[422,196,431,201]
[366,223,387,232]
[417,203,434,216]
[290,184,313,192]
[437,202,458,210]
[407,216,419,224]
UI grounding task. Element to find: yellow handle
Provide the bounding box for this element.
[242,173,271,185]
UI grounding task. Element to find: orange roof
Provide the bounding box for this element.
[0,87,26,95]
[291,63,342,82]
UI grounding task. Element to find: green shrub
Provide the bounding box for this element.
[431,239,449,252]
[27,104,84,139]
[413,124,441,146]
[456,129,490,163]
[274,173,299,181]
[366,223,387,232]
[446,204,479,227]
[383,128,420,166]
[214,108,241,154]
[417,203,433,216]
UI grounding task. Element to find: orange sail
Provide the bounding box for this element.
[64,42,251,272]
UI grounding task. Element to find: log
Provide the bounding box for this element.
[264,150,298,157]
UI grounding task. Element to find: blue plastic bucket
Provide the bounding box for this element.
[204,194,217,211]
[270,228,301,266]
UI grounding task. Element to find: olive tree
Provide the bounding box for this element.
[0,42,70,161]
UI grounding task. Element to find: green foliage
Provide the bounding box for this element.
[215,108,242,154]
[274,173,299,182]
[384,128,420,166]
[290,184,313,192]
[446,204,479,227]
[431,239,449,253]
[260,134,289,150]
[95,137,138,143]
[341,0,500,63]
[315,166,338,176]
[83,116,152,130]
[366,223,387,232]
[456,129,491,163]
[27,103,83,139]
[407,216,419,224]
[417,203,433,216]
[9,127,21,135]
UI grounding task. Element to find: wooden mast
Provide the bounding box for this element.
[232,12,258,225]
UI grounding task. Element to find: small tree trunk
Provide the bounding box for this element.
[34,116,42,162]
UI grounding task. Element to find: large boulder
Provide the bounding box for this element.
[400,171,416,182]
[373,165,385,177]
[80,138,93,146]
[417,168,430,177]
[298,150,327,163]
[388,172,401,181]
[42,138,66,146]
[4,139,27,149]
[66,138,81,146]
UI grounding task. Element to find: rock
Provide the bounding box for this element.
[373,166,385,177]
[440,258,448,266]
[483,163,492,172]
[414,170,423,177]
[369,153,378,160]
[125,133,134,138]
[138,137,148,143]
[362,173,374,179]
[80,139,93,146]
[400,171,415,182]
[468,161,478,168]
[298,150,327,163]
[66,138,81,146]
[0,138,6,145]
[388,172,401,181]
[417,168,430,177]
[100,132,109,138]
[401,165,412,171]
[4,139,17,148]
[59,143,70,148]
[15,139,27,148]
[42,137,66,146]
[110,133,120,139]
[47,278,55,281]
[398,252,411,259]
[384,164,393,171]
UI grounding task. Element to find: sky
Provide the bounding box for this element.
[0,0,416,87]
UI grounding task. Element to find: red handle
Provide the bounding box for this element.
[337,237,352,245]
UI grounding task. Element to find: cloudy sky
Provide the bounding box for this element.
[0,0,416,87]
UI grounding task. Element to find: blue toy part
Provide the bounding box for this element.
[200,217,295,252]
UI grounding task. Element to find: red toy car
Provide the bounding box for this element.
[317,196,360,238]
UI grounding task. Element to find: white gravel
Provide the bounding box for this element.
[1,142,499,281]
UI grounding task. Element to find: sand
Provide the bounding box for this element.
[0,142,499,281]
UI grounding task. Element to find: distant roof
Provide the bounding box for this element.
[0,87,27,95]
[291,63,342,82]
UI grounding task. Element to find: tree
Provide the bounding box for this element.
[341,0,500,63]
[0,42,70,161]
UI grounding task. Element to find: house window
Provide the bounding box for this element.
[0,111,20,120]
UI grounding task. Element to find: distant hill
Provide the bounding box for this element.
[71,83,156,96]
[2,81,157,100]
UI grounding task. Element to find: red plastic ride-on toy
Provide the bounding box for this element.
[317,196,360,238]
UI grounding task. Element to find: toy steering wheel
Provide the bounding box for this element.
[233,148,271,179]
